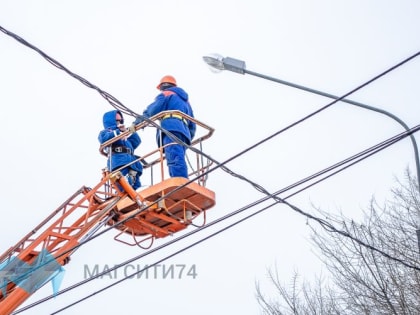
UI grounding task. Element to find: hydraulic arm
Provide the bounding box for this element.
[0,176,119,315]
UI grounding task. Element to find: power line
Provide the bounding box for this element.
[14,125,420,314]
[49,126,420,314]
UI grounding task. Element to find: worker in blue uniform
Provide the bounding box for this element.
[99,110,143,189]
[134,75,196,178]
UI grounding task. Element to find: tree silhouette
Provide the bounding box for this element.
[256,169,420,314]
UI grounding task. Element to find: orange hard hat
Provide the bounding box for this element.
[157,75,177,89]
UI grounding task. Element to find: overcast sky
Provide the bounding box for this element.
[1,1,420,314]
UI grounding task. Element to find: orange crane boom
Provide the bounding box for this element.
[0,112,215,314]
[0,178,118,314]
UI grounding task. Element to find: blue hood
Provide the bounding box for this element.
[167,86,188,102]
[102,110,123,129]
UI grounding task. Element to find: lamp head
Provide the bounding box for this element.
[202,53,225,73]
[203,53,246,74]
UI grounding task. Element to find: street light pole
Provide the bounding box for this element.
[203,54,420,250]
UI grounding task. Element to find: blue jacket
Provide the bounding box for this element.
[143,86,196,145]
[98,110,143,174]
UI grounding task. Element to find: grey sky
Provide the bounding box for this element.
[1,1,419,314]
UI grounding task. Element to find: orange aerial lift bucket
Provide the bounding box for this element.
[99,111,216,248]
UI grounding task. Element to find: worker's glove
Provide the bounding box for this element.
[128,124,136,133]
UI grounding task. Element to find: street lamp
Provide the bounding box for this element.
[203,53,420,250]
